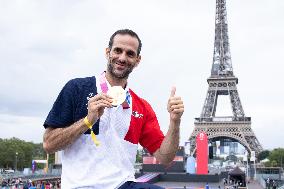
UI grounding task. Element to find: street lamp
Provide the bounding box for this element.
[15,152,18,172]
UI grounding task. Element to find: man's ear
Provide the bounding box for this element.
[105,48,110,59]
[135,55,141,67]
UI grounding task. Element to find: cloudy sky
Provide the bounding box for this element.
[0,0,283,150]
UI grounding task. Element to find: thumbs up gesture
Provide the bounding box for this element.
[167,87,184,121]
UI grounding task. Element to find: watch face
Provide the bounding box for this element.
[107,86,126,106]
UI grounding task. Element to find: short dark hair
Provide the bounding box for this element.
[108,29,142,56]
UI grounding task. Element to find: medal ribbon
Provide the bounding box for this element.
[87,72,130,145]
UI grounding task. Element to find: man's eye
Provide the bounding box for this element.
[127,51,136,57]
[114,48,122,53]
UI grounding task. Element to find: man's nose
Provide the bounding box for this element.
[118,52,127,62]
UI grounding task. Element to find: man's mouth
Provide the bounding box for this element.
[114,62,126,70]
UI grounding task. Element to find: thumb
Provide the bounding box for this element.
[170,86,176,97]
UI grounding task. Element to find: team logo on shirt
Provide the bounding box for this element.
[132,111,143,118]
[86,93,95,108]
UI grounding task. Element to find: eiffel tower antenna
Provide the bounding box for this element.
[211,0,233,78]
[189,0,262,156]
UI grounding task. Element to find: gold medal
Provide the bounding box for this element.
[107,86,126,106]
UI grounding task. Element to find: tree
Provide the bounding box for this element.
[226,154,238,162]
[0,138,47,170]
[268,148,284,167]
[136,149,142,163]
[258,150,270,161]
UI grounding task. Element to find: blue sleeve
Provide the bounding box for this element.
[44,80,77,128]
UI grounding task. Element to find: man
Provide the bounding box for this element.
[43,29,184,189]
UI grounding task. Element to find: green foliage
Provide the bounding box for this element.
[0,137,51,170]
[264,161,272,167]
[258,150,270,161]
[136,149,142,163]
[268,148,284,167]
[271,160,278,167]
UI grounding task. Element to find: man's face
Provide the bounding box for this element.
[106,34,141,79]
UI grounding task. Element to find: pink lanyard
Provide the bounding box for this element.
[100,72,130,109]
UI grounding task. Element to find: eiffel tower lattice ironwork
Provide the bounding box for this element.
[189,0,262,156]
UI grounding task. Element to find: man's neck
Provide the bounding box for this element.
[105,71,128,88]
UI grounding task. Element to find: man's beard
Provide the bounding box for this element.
[107,59,135,79]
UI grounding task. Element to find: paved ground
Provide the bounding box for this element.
[155,180,264,189]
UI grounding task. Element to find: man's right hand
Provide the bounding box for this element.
[87,93,113,124]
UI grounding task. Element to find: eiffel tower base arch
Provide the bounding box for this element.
[189,121,263,157]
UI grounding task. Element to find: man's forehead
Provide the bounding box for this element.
[112,34,139,49]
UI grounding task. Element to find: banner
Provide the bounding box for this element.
[196,132,208,174]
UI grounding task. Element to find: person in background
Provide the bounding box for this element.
[205,182,209,189]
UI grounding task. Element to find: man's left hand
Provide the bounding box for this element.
[167,86,184,121]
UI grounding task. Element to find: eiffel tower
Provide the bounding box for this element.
[189,0,262,156]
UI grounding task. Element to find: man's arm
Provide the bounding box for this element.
[153,87,184,165]
[43,93,113,154]
[43,119,88,154]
